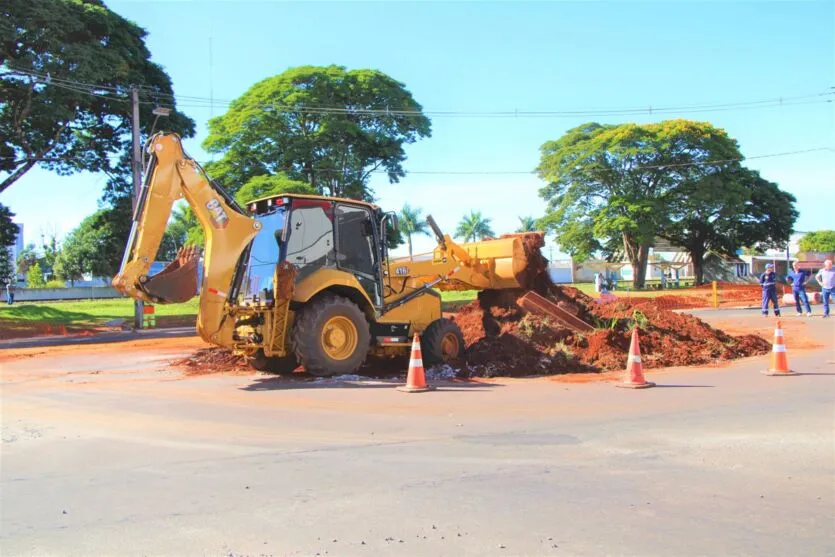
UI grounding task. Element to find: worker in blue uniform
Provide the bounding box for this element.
[759,263,781,317]
[786,261,812,316]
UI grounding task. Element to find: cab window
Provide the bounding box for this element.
[285,202,335,282]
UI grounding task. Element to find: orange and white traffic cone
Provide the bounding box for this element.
[616,327,656,389]
[761,319,795,376]
[397,333,435,393]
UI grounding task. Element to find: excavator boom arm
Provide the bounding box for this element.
[112,133,261,347]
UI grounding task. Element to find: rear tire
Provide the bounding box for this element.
[247,349,299,374]
[421,318,465,366]
[292,294,370,377]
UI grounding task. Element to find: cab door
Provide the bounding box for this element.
[334,204,382,308]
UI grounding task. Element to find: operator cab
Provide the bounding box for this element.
[239,194,395,309]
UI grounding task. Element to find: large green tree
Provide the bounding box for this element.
[0,246,13,286]
[55,206,131,282]
[0,204,17,247]
[0,204,17,285]
[53,243,84,286]
[234,174,316,206]
[456,210,495,243]
[798,230,835,253]
[0,0,195,194]
[536,119,743,288]
[398,203,430,257]
[658,167,797,284]
[202,65,431,201]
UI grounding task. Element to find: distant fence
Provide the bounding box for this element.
[13,286,125,302]
[598,282,824,311]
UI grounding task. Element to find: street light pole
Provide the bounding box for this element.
[131,86,144,330]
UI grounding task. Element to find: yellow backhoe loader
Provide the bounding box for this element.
[112,132,549,375]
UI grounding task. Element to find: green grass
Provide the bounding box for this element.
[571,282,701,298]
[439,290,478,311]
[0,298,199,328]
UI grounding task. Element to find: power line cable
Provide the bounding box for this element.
[3,147,831,173]
[161,96,833,117]
[137,82,832,112]
[3,67,126,93]
[6,65,833,117]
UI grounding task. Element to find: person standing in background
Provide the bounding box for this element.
[759,263,781,317]
[814,259,834,318]
[786,261,812,316]
[5,279,14,305]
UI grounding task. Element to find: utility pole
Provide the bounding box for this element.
[131,86,144,330]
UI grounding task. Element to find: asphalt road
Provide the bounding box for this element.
[0,326,197,350]
[1,312,833,556]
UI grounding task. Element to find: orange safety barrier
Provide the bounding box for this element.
[761,319,795,376]
[396,333,435,393]
[616,327,655,389]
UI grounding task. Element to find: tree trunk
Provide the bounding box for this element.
[304,160,316,193]
[634,244,650,289]
[691,250,706,286]
[623,233,650,289]
[407,234,413,258]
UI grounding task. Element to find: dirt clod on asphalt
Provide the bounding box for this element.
[172,347,249,375]
[453,283,771,377]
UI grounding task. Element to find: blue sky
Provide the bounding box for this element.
[2,0,833,258]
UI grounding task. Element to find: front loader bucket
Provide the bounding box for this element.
[498,232,548,291]
[140,246,201,303]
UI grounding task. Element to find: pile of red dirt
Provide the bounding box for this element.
[452,284,770,377]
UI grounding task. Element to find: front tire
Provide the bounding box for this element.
[292,295,370,376]
[421,318,465,366]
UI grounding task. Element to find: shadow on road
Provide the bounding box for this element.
[651,384,716,388]
[240,377,503,391]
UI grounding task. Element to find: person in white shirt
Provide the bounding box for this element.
[814,259,834,318]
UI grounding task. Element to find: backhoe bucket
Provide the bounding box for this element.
[140,246,201,303]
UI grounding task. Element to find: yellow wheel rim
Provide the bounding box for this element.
[440,332,460,360]
[321,316,358,361]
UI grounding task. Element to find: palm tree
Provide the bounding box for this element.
[516,216,537,233]
[399,203,430,257]
[455,210,495,243]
